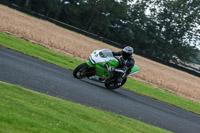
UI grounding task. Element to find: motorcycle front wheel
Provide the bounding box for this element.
[73,63,90,79]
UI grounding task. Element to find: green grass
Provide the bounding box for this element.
[0,32,83,70]
[124,78,200,114]
[0,31,200,115]
[0,82,171,133]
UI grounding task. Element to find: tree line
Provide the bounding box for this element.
[7,0,200,63]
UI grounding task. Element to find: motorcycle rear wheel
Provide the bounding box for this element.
[105,78,127,90]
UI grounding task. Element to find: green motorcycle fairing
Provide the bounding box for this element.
[129,65,140,75]
[86,61,118,78]
[86,49,139,78]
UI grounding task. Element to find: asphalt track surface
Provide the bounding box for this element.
[1,46,200,133]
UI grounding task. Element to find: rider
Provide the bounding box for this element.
[107,46,135,85]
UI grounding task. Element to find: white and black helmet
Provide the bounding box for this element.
[122,46,134,59]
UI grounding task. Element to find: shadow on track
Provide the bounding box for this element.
[78,78,171,113]
[79,79,138,101]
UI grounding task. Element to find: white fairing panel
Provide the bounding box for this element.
[89,49,118,64]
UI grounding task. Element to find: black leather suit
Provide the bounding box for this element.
[112,50,135,83]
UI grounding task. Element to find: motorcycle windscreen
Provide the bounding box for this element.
[129,65,140,75]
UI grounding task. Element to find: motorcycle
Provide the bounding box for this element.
[73,49,140,89]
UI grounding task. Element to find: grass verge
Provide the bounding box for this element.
[124,78,200,114]
[0,82,171,133]
[0,32,200,115]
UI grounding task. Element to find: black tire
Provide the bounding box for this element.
[105,78,127,90]
[73,63,90,79]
